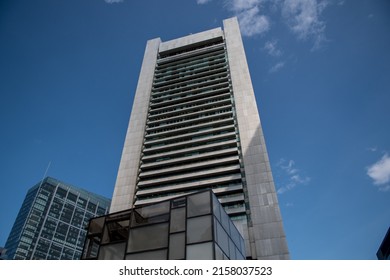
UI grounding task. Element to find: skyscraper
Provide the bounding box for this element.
[4,177,110,260]
[111,17,289,260]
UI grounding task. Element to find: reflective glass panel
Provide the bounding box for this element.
[102,220,129,244]
[215,244,224,260]
[131,201,170,227]
[236,246,245,260]
[186,242,213,260]
[229,220,241,248]
[240,237,245,255]
[127,223,169,253]
[62,248,74,260]
[229,238,235,260]
[187,215,212,244]
[169,232,185,259]
[170,207,186,233]
[216,221,229,256]
[97,206,107,216]
[88,216,105,235]
[212,195,221,221]
[187,191,211,218]
[66,192,77,203]
[220,208,230,233]
[98,243,125,260]
[126,249,167,260]
[102,212,130,244]
[87,202,97,213]
[55,187,67,199]
[171,197,186,208]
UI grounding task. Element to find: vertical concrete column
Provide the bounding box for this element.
[110,38,161,213]
[223,17,289,259]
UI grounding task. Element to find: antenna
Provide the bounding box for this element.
[41,161,51,183]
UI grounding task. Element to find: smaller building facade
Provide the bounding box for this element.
[377,227,390,260]
[4,177,111,260]
[0,247,7,260]
[82,190,245,260]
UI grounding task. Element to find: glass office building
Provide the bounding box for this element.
[111,17,289,259]
[82,190,245,260]
[4,177,110,260]
[0,247,7,260]
[377,227,390,260]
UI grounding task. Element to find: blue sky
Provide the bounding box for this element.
[0,0,389,259]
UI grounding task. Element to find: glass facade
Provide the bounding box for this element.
[82,190,245,260]
[377,227,390,260]
[4,177,111,260]
[0,247,7,260]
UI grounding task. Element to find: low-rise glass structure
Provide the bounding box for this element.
[82,190,245,260]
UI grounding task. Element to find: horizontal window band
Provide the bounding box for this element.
[157,44,225,67]
[139,155,240,178]
[157,43,225,67]
[146,112,233,133]
[135,174,242,196]
[155,52,226,78]
[153,61,228,87]
[158,40,225,61]
[147,105,233,128]
[148,97,232,122]
[144,124,236,146]
[137,164,241,188]
[143,136,237,159]
[150,84,230,109]
[134,186,244,207]
[140,147,239,170]
[141,139,238,161]
[154,61,227,85]
[143,131,237,154]
[145,119,235,140]
[151,78,229,103]
[152,68,228,92]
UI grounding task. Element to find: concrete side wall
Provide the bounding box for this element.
[110,38,161,213]
[223,17,289,259]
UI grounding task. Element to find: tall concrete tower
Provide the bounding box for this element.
[111,17,289,260]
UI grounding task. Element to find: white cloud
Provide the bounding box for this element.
[277,182,296,194]
[237,7,270,36]
[276,158,311,194]
[367,154,390,186]
[291,174,310,184]
[264,40,283,56]
[104,0,123,3]
[281,0,328,49]
[196,0,213,4]
[228,0,263,11]
[224,0,270,37]
[278,159,297,174]
[196,0,333,49]
[269,61,285,73]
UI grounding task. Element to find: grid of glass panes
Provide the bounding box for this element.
[5,177,110,260]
